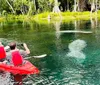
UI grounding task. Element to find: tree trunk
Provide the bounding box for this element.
[21,0,24,15]
[95,0,98,13]
[67,0,69,11]
[73,0,77,12]
[99,1,100,9]
[78,0,88,11]
[53,0,60,13]
[5,0,15,14]
[27,1,32,16]
[27,0,35,16]
[32,0,36,11]
[91,0,95,13]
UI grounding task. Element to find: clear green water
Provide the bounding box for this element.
[0,20,100,85]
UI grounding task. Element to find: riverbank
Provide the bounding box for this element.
[0,11,100,23]
[33,11,100,23]
[0,17,5,22]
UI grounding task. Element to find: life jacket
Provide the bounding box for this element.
[0,46,6,59]
[11,51,23,66]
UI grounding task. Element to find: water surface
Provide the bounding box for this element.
[0,19,100,85]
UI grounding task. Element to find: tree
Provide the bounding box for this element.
[53,0,60,13]
[73,0,79,12]
[95,0,98,13]
[0,0,13,14]
[27,0,35,16]
[5,0,15,14]
[37,0,51,13]
[78,0,88,11]
[90,0,95,12]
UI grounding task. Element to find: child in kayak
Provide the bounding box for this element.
[0,42,6,63]
[6,42,30,66]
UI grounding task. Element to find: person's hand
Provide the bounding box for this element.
[23,43,27,48]
[23,43,30,54]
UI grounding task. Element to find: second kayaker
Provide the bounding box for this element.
[6,42,30,66]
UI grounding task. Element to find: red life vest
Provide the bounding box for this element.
[12,51,23,66]
[0,46,6,59]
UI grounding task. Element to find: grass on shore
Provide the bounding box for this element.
[0,11,100,23]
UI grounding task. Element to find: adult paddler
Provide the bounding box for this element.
[6,42,30,66]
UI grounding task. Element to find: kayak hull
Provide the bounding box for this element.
[0,60,40,75]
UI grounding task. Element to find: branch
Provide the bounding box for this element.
[5,0,15,14]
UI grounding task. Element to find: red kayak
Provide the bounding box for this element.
[0,60,40,75]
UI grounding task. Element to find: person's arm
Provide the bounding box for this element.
[23,43,30,54]
[4,46,10,51]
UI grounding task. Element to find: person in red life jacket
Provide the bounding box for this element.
[0,42,6,63]
[6,42,30,66]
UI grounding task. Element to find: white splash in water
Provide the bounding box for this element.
[67,39,87,63]
[0,72,13,85]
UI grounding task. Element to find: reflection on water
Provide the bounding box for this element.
[67,39,87,64]
[13,75,24,85]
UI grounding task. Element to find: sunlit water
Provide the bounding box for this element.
[0,19,100,85]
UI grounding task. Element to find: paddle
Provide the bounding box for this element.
[24,54,47,59]
[4,43,47,59]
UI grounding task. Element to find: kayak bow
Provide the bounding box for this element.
[0,60,40,75]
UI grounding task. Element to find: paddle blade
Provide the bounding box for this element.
[25,54,47,59]
[33,54,47,58]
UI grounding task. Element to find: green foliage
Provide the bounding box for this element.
[0,17,5,22]
[2,10,7,16]
[0,0,9,13]
[1,11,100,24]
[33,11,100,22]
[13,0,22,11]
[0,0,100,15]
[97,10,100,14]
[34,12,49,19]
[4,14,27,22]
[13,0,29,14]
[38,0,52,12]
